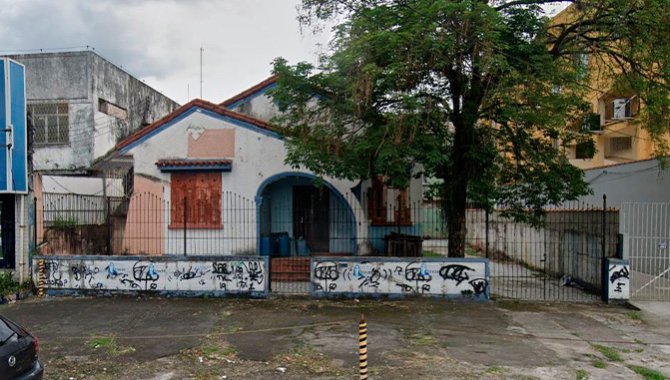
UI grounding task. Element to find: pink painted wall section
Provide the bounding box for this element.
[188,129,235,158]
[121,175,165,255]
[34,174,44,247]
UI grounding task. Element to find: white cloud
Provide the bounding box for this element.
[0,0,330,104]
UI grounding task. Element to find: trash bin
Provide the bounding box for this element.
[385,232,423,257]
[260,236,271,256]
[270,232,290,257]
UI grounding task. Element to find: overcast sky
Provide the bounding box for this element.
[0,0,568,106]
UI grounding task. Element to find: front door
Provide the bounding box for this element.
[0,195,15,269]
[293,186,329,253]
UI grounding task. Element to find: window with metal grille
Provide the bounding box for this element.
[607,136,632,155]
[368,176,411,226]
[169,172,222,229]
[28,103,69,145]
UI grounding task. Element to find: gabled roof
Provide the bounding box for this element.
[115,99,279,152]
[219,75,278,108]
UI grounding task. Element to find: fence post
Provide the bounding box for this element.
[601,194,607,302]
[183,196,187,257]
[485,209,490,259]
[106,197,112,255]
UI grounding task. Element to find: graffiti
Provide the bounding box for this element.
[173,266,210,282]
[609,266,630,284]
[439,265,474,286]
[71,264,100,288]
[314,262,339,281]
[44,260,67,287]
[405,262,432,283]
[34,257,267,295]
[608,262,630,300]
[469,278,488,295]
[313,259,489,299]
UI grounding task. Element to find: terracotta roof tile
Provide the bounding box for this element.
[115,99,279,151]
[156,158,233,168]
[219,75,279,107]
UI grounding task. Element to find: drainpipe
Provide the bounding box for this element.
[18,196,26,283]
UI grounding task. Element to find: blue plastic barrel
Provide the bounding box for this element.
[260,237,271,256]
[278,234,290,257]
[297,238,309,256]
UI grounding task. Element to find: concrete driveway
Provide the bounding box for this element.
[1,296,669,379]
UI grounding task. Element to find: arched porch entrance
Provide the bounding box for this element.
[256,172,356,256]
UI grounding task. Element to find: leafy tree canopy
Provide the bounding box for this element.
[270,0,670,256]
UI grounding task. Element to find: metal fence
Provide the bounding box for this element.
[37,191,619,300]
[621,202,670,301]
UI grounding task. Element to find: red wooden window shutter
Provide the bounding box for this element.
[170,172,222,229]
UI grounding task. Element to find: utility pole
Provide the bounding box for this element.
[200,46,204,99]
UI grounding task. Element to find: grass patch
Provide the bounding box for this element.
[422,250,444,258]
[628,311,642,321]
[486,366,505,374]
[408,332,438,346]
[87,335,135,356]
[576,369,589,380]
[627,365,666,380]
[591,344,623,362]
[592,359,607,369]
[0,271,31,295]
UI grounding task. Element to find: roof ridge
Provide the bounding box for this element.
[115,98,278,151]
[219,75,279,107]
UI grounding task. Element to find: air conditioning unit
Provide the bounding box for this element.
[612,98,632,120]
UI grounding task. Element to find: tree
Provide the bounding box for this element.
[270,0,670,257]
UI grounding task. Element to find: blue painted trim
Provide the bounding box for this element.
[309,257,490,301]
[225,82,278,110]
[158,163,232,172]
[45,289,268,299]
[119,106,282,154]
[254,172,357,254]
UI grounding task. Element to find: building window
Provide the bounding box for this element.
[28,103,69,145]
[606,136,632,157]
[368,176,411,226]
[169,172,222,229]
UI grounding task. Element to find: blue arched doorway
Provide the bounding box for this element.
[256,172,356,256]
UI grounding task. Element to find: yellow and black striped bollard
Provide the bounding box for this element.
[359,314,368,380]
[38,259,45,297]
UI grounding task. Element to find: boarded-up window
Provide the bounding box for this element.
[169,172,222,229]
[368,176,411,226]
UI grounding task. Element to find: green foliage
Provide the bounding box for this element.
[576,369,589,380]
[52,215,78,230]
[591,359,606,369]
[591,344,623,362]
[627,365,666,380]
[0,271,30,295]
[272,0,670,256]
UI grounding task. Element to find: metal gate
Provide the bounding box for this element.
[621,202,670,301]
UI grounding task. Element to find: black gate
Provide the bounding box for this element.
[0,195,15,269]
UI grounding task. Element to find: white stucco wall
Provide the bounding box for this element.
[122,108,368,255]
[230,92,280,123]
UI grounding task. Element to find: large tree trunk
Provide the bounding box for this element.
[446,117,474,258]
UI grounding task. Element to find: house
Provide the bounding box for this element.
[3,50,180,253]
[88,76,423,257]
[550,8,670,169]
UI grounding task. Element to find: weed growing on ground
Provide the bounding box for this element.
[591,344,623,362]
[86,335,136,356]
[628,311,642,320]
[408,332,438,346]
[576,369,589,380]
[627,365,666,380]
[592,359,607,369]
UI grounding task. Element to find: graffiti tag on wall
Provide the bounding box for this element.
[36,257,267,295]
[608,262,630,300]
[312,259,489,299]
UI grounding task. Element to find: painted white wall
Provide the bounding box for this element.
[34,256,267,294]
[123,108,368,255]
[42,175,124,196]
[312,258,488,298]
[231,93,280,123]
[580,159,670,209]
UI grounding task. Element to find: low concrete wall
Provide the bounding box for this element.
[33,255,268,298]
[311,257,489,300]
[607,258,630,301]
